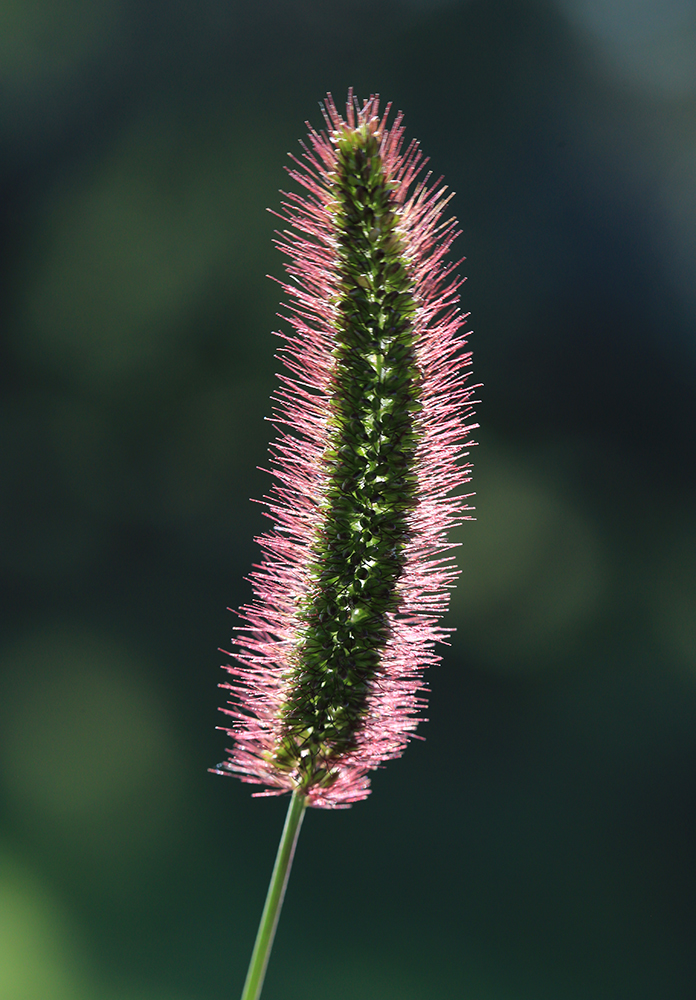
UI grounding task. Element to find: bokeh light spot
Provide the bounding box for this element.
[14,108,278,390]
[0,0,122,87]
[556,0,696,94]
[0,853,89,1000]
[450,447,606,671]
[0,626,185,861]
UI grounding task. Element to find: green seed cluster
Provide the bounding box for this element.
[273,125,422,788]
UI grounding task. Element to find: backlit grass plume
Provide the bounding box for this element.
[214,92,477,1000]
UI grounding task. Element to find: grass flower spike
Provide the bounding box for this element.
[214,92,477,1000]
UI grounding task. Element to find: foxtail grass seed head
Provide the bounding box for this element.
[213,92,477,808]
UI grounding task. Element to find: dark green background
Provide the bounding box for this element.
[1,1,695,997]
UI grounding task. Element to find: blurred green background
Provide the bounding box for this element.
[1,1,696,997]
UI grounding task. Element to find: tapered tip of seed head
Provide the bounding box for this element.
[330,117,382,147]
[322,91,383,146]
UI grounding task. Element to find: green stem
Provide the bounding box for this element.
[240,789,307,1000]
